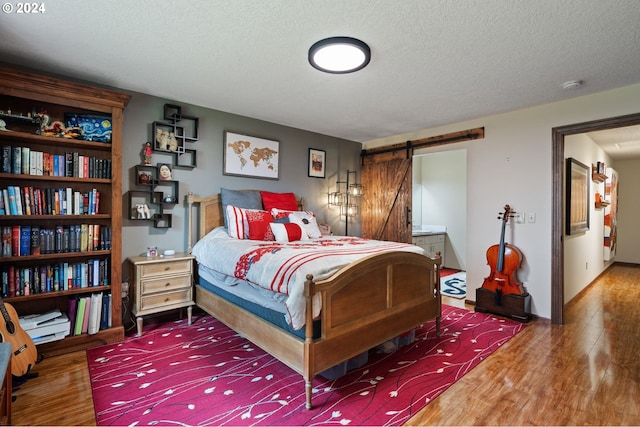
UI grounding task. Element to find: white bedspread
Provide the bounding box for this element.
[192,227,425,329]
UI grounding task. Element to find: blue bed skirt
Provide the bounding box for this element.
[197,275,321,340]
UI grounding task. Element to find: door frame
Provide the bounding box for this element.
[551,112,640,325]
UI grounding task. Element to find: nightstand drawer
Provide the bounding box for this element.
[140,258,192,278]
[139,288,192,311]
[141,274,191,294]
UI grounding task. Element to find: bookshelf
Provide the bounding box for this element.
[0,66,130,358]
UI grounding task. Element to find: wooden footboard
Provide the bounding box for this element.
[195,250,441,409]
[187,192,441,409]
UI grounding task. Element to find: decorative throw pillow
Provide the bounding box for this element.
[220,188,262,228]
[226,205,249,239]
[286,211,322,239]
[227,205,270,239]
[260,191,298,211]
[270,222,307,242]
[247,210,275,241]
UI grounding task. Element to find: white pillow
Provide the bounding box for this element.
[287,212,322,239]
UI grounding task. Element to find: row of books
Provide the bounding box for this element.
[1,225,112,257]
[1,146,112,179]
[0,186,101,216]
[69,293,113,336]
[1,258,109,297]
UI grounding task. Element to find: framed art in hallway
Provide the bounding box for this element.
[565,157,590,235]
[308,148,326,178]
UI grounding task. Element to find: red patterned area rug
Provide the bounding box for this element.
[87,305,525,426]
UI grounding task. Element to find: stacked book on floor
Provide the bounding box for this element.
[18,292,112,344]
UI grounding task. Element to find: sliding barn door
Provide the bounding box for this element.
[361,150,413,243]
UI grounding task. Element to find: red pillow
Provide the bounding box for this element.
[246,210,275,241]
[260,191,298,211]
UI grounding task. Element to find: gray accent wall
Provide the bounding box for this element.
[120,92,362,282]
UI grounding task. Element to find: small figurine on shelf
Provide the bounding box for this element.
[142,142,152,165]
[134,203,152,219]
[167,132,179,151]
[135,204,146,219]
[143,203,151,219]
[138,172,152,184]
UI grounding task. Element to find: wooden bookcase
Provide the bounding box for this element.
[0,66,130,358]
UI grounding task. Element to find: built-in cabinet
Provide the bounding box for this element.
[0,67,130,357]
[412,234,446,266]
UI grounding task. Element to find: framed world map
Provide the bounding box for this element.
[223,131,280,180]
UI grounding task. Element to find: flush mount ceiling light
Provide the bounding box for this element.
[308,37,371,74]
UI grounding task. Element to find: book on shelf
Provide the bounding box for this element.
[21,147,29,175]
[22,187,31,215]
[30,226,40,256]
[81,295,91,333]
[73,296,87,335]
[14,186,23,215]
[1,226,10,257]
[6,187,16,215]
[11,146,21,175]
[19,225,30,256]
[67,298,77,333]
[100,293,110,330]
[88,293,102,335]
[11,225,18,257]
[1,146,10,173]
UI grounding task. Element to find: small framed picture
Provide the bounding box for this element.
[308,148,326,178]
[157,163,173,181]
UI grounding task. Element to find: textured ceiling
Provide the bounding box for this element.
[0,0,639,157]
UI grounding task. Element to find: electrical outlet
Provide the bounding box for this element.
[515,212,525,224]
[527,212,536,223]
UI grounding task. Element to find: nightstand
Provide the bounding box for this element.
[127,253,195,336]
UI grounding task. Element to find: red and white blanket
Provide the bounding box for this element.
[191,227,425,329]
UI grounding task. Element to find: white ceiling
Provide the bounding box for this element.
[1,0,639,157]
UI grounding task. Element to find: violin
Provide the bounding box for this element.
[481,204,525,296]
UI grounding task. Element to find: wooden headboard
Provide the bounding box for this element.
[186,192,305,253]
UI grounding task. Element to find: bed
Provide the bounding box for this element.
[186,191,441,409]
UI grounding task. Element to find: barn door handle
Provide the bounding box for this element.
[406,207,411,227]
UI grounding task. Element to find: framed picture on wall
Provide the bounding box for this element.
[565,157,590,235]
[223,131,280,179]
[308,148,326,178]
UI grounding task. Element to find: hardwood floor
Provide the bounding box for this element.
[11,263,640,426]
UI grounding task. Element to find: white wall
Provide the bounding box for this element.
[615,159,640,264]
[563,134,613,303]
[413,150,467,270]
[363,83,640,320]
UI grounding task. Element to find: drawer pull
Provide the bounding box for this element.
[165,282,170,287]
[164,297,170,302]
[164,266,170,271]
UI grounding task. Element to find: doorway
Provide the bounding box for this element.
[551,112,640,325]
[412,149,467,271]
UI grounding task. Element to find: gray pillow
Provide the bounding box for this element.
[220,188,263,227]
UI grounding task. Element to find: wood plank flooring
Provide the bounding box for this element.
[11,263,640,426]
